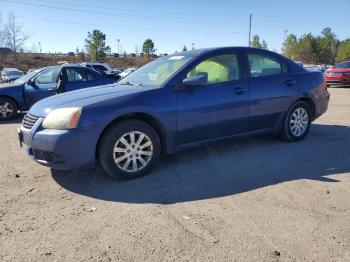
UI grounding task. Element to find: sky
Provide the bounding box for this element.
[0,0,349,54]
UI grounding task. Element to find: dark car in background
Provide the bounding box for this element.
[324,61,350,87]
[0,65,115,120]
[18,47,329,179]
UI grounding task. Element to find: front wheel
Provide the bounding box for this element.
[98,120,161,179]
[281,101,312,141]
[0,97,18,121]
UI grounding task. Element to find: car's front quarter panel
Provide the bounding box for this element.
[0,84,26,110]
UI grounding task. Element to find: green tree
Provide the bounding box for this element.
[297,33,319,63]
[251,35,268,49]
[142,38,155,58]
[182,45,187,51]
[282,34,298,59]
[85,29,111,60]
[316,27,338,64]
[336,39,350,62]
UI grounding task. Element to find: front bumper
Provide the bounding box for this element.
[19,118,98,170]
[325,76,350,86]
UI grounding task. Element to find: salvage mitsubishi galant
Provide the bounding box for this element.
[18,47,330,179]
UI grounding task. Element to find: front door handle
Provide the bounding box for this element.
[233,86,247,95]
[284,80,296,86]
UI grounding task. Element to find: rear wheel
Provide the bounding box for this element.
[98,120,161,179]
[281,101,311,141]
[0,97,18,121]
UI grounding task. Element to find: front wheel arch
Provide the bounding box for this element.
[95,112,166,159]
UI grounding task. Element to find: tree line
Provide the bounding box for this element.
[281,27,350,64]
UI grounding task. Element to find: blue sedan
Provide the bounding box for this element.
[19,47,330,179]
[0,65,115,120]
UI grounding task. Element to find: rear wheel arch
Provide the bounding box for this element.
[95,112,166,158]
[297,97,316,120]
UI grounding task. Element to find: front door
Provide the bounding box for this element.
[24,67,61,107]
[176,52,250,145]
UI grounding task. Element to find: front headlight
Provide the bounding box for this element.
[42,107,82,129]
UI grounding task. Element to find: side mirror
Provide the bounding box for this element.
[27,78,36,87]
[182,74,208,87]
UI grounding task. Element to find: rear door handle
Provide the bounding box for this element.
[233,86,247,95]
[284,80,296,86]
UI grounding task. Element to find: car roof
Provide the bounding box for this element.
[172,46,282,56]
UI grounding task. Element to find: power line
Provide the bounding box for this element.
[14,15,247,35]
[0,0,248,25]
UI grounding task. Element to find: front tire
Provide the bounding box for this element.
[281,101,311,141]
[0,97,18,121]
[98,120,161,179]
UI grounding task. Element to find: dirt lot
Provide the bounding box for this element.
[0,88,349,262]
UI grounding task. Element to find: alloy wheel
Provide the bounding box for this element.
[290,107,309,137]
[113,131,153,173]
[0,101,14,119]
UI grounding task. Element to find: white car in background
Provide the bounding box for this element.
[80,62,118,77]
[119,67,137,78]
[1,68,24,83]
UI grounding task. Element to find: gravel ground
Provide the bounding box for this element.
[0,88,350,262]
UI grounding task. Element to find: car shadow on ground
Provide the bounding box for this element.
[52,124,350,204]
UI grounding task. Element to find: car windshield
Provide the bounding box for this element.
[7,71,23,77]
[335,61,350,69]
[118,54,195,88]
[13,68,44,85]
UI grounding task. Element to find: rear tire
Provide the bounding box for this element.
[281,101,311,142]
[98,120,161,179]
[0,97,18,121]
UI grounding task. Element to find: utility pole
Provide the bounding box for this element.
[38,42,42,53]
[117,39,120,54]
[248,14,252,47]
[192,43,195,50]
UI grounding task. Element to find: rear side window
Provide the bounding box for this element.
[92,65,108,72]
[66,68,85,82]
[248,54,284,77]
[187,54,240,84]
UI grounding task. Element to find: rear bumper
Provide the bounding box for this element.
[20,121,98,170]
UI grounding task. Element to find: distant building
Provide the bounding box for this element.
[0,47,12,54]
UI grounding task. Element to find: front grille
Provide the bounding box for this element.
[22,113,39,129]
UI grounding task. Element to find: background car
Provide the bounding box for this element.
[118,67,137,78]
[80,62,119,77]
[19,47,329,180]
[0,65,115,120]
[324,61,350,87]
[1,68,24,83]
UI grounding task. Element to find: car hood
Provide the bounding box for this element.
[29,84,149,117]
[325,68,350,73]
[0,82,23,89]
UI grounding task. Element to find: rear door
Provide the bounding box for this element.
[246,50,299,131]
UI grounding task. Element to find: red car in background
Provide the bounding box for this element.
[324,61,350,87]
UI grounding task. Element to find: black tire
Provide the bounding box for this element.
[98,120,161,179]
[281,101,312,142]
[0,97,18,121]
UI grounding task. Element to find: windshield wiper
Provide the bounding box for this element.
[118,81,143,87]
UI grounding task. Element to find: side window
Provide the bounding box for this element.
[248,54,283,77]
[92,65,107,72]
[187,54,240,84]
[85,69,96,81]
[35,68,60,84]
[66,68,85,82]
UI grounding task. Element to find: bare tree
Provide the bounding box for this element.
[5,13,30,52]
[0,13,6,47]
